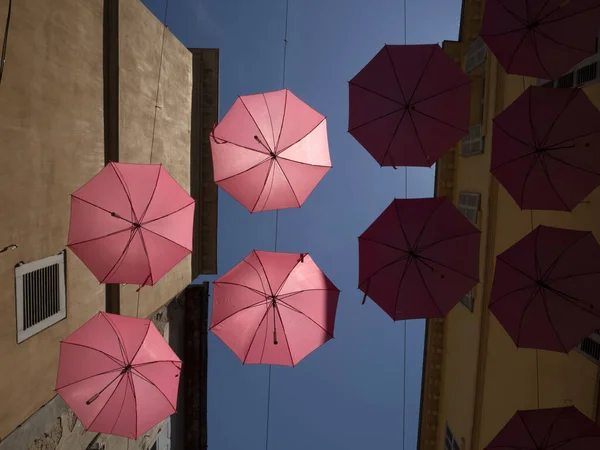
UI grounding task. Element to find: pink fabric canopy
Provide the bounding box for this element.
[68,162,195,286]
[211,89,332,213]
[349,44,470,167]
[359,198,480,320]
[481,0,600,79]
[210,250,340,366]
[491,86,600,211]
[56,312,181,439]
[490,225,600,352]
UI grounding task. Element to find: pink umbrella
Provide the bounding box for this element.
[485,407,600,450]
[491,87,600,211]
[68,162,195,286]
[56,312,181,439]
[349,44,471,167]
[481,0,600,80]
[210,250,340,366]
[490,225,600,352]
[359,198,480,320]
[211,89,331,213]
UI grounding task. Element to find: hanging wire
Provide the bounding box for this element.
[536,349,540,409]
[266,3,290,449]
[0,0,12,87]
[402,1,408,450]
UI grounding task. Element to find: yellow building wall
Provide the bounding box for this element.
[434,29,600,450]
[0,0,194,440]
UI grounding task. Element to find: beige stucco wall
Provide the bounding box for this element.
[0,0,105,440]
[119,0,193,319]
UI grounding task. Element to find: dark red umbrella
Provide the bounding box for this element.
[491,86,600,211]
[490,225,600,353]
[348,44,471,167]
[481,0,600,79]
[359,198,480,320]
[485,406,600,450]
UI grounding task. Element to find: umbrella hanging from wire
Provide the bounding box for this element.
[359,197,480,320]
[490,225,600,353]
[481,0,600,79]
[484,406,600,450]
[491,86,600,211]
[210,250,340,366]
[55,312,182,439]
[348,44,471,167]
[67,162,195,287]
[210,89,331,213]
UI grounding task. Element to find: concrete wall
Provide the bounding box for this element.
[0,0,194,443]
[0,0,105,440]
[118,0,193,319]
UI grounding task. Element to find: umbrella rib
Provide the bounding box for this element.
[134,227,155,287]
[99,228,138,284]
[253,251,277,295]
[515,286,542,347]
[250,159,275,213]
[539,288,571,353]
[417,254,479,282]
[132,360,181,368]
[141,201,195,226]
[413,198,445,249]
[534,224,542,280]
[518,411,541,449]
[59,341,125,367]
[536,0,560,23]
[414,261,445,317]
[380,108,409,166]
[411,107,469,133]
[418,230,481,252]
[242,305,271,364]
[274,305,296,366]
[546,152,600,177]
[347,108,403,133]
[139,227,192,253]
[406,108,434,165]
[506,29,533,75]
[111,163,140,224]
[128,321,152,366]
[239,96,272,153]
[547,270,600,283]
[277,300,335,339]
[539,90,580,151]
[493,121,535,154]
[86,372,126,432]
[518,153,541,209]
[358,236,406,252]
[139,166,162,223]
[241,258,271,298]
[545,128,600,150]
[209,300,268,330]
[384,45,408,104]
[481,27,527,38]
[348,82,403,106]
[277,287,340,301]
[526,87,539,148]
[275,89,288,151]
[534,27,591,55]
[259,304,270,364]
[274,259,304,296]
[489,284,537,308]
[275,159,301,207]
[412,80,472,107]
[393,198,413,250]
[544,281,600,318]
[70,195,134,225]
[360,255,411,293]
[68,226,133,247]
[496,255,539,284]
[393,257,414,319]
[101,312,132,363]
[538,156,571,210]
[109,373,131,435]
[495,0,528,27]
[213,280,266,297]
[211,135,271,156]
[131,367,177,411]
[215,157,271,184]
[55,367,124,391]
[540,4,600,26]
[531,30,555,82]
[263,93,277,150]
[277,155,331,168]
[277,117,327,155]
[406,46,437,106]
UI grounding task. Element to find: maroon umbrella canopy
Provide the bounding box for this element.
[485,407,600,450]
[491,86,600,211]
[490,225,600,353]
[358,198,480,320]
[348,44,471,167]
[481,0,600,79]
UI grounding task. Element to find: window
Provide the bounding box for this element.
[460,125,484,156]
[465,38,486,73]
[577,330,600,363]
[480,77,486,122]
[458,192,481,225]
[444,424,460,450]
[15,251,67,343]
[461,290,475,312]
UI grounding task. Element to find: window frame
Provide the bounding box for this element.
[457,192,481,226]
[460,124,484,156]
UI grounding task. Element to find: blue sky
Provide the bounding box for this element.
[142,0,461,448]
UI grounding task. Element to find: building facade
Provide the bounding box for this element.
[418,1,600,450]
[0,0,218,448]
